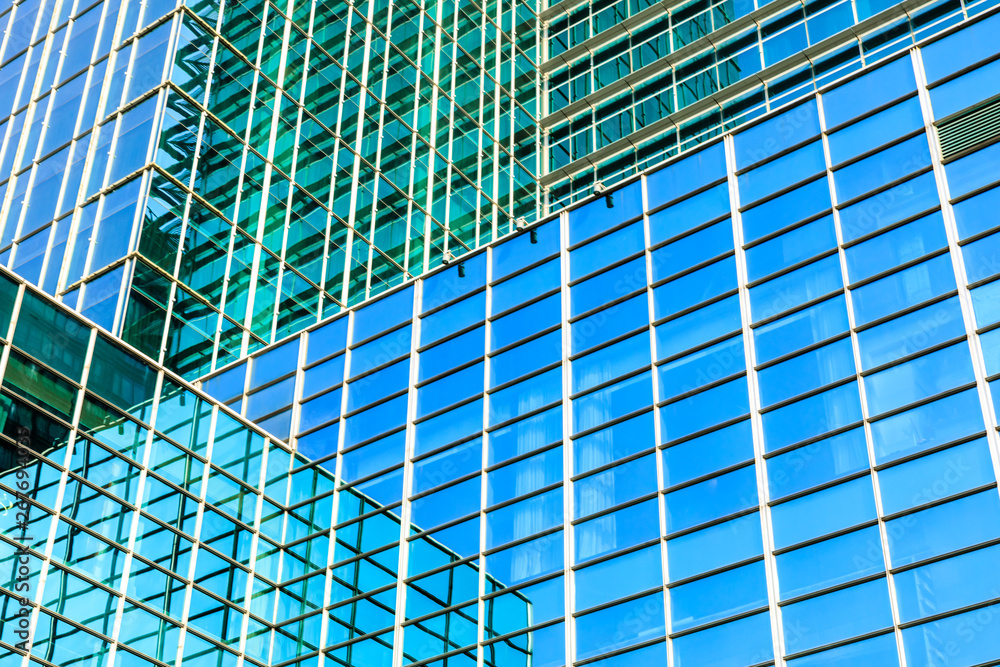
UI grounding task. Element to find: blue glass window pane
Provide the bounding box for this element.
[671,612,774,667]
[953,184,1000,240]
[661,376,750,442]
[650,219,733,282]
[655,295,742,359]
[772,475,877,549]
[414,399,483,457]
[493,219,560,280]
[871,388,984,464]
[571,293,648,355]
[880,437,996,517]
[653,256,737,320]
[573,333,650,394]
[971,278,1000,327]
[492,330,560,387]
[491,293,560,350]
[413,438,483,496]
[421,292,486,347]
[574,411,654,475]
[307,316,347,364]
[734,99,820,170]
[350,326,411,378]
[576,592,665,660]
[738,141,825,205]
[828,97,923,165]
[485,487,563,549]
[492,259,560,315]
[569,181,644,246]
[835,135,931,204]
[417,362,483,418]
[582,643,667,667]
[887,490,1000,568]
[353,286,413,343]
[648,182,730,245]
[851,254,955,327]
[759,337,856,407]
[777,526,885,600]
[845,213,948,283]
[487,445,563,506]
[246,376,295,420]
[741,177,830,243]
[657,335,745,401]
[202,362,246,402]
[646,143,726,209]
[920,10,1000,83]
[931,58,1000,120]
[343,395,408,448]
[486,576,564,635]
[573,257,646,317]
[295,422,338,461]
[303,353,345,398]
[575,545,662,612]
[575,454,657,519]
[963,229,1000,283]
[945,141,1000,200]
[857,297,964,371]
[348,359,409,412]
[667,512,763,581]
[664,465,757,534]
[781,580,893,653]
[573,370,652,434]
[570,221,644,280]
[422,253,486,312]
[981,327,1000,375]
[671,562,767,632]
[341,432,405,483]
[754,294,849,363]
[299,388,342,432]
[420,326,484,382]
[489,405,563,465]
[250,339,299,387]
[490,368,562,426]
[787,634,899,667]
[839,171,939,243]
[745,216,837,283]
[902,605,1000,666]
[663,420,754,487]
[763,381,862,452]
[767,428,869,500]
[895,544,1000,624]
[575,498,659,563]
[865,343,974,416]
[822,56,916,128]
[410,477,481,532]
[750,255,843,323]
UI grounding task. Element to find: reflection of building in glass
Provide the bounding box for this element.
[0,269,531,666]
[4,0,1000,664]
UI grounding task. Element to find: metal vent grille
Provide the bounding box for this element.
[938,96,1000,160]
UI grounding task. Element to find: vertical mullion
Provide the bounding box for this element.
[724,133,785,666]
[477,246,492,667]
[558,207,574,667]
[817,88,907,664]
[643,173,674,667]
[910,48,1000,492]
[392,281,422,667]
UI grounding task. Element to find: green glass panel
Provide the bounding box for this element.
[13,290,90,383]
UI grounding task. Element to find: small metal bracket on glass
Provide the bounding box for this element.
[515,216,539,244]
[594,182,614,208]
[442,250,467,277]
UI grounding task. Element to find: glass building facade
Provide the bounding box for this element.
[4,0,1000,666]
